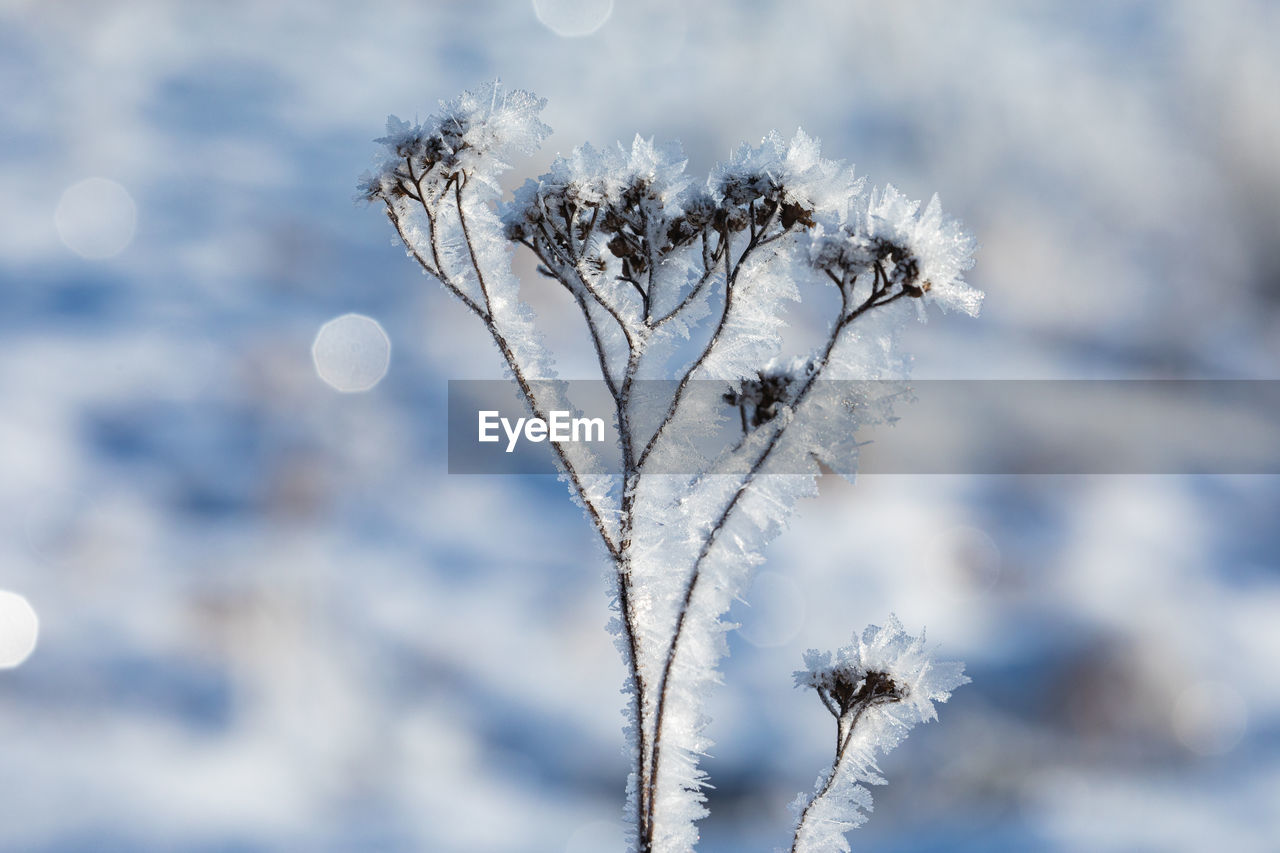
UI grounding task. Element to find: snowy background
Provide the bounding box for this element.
[3,1,1280,851]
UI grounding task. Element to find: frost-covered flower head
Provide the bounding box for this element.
[504,136,693,243]
[723,355,816,432]
[709,129,862,234]
[812,186,981,317]
[361,80,550,202]
[791,617,966,853]
[797,615,968,728]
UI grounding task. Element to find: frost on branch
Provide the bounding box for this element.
[362,82,979,853]
[811,185,982,322]
[790,617,968,853]
[361,82,550,201]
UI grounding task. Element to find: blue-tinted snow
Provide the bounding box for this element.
[1,1,1278,851]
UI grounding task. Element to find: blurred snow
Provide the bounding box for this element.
[736,571,807,649]
[1,1,1278,851]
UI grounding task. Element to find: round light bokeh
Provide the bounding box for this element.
[0,590,39,669]
[1171,680,1247,756]
[533,0,613,37]
[312,313,391,393]
[737,571,807,648]
[54,177,137,259]
[946,525,1002,596]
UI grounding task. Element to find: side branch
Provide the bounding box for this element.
[789,703,874,853]
[638,205,784,468]
[455,187,646,836]
[456,187,621,558]
[515,205,655,839]
[520,237,622,400]
[540,220,637,343]
[391,181,622,559]
[511,202,652,840]
[635,228,736,469]
[384,203,486,321]
[651,238,724,329]
[642,270,904,845]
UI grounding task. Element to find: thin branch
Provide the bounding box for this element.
[651,251,721,329]
[382,162,486,322]
[636,227,734,470]
[455,177,494,307]
[536,218,636,344]
[409,161,472,319]
[637,203,785,469]
[577,293,622,400]
[449,178,657,847]
[439,177,622,559]
[530,199,656,841]
[789,702,876,853]
[520,237,622,401]
[562,198,579,259]
[382,203,484,316]
[622,274,649,311]
[816,686,839,720]
[642,205,657,325]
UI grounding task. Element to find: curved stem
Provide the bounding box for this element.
[636,228,735,470]
[643,275,910,847]
[473,182,658,845]
[638,205,785,470]
[652,254,721,329]
[789,703,873,853]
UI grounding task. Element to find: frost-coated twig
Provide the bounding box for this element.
[641,258,919,845]
[790,619,968,853]
[360,82,980,853]
[383,191,620,560]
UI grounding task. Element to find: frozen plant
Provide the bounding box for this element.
[791,618,968,852]
[360,82,978,853]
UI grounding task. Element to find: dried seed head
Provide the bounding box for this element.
[828,668,905,716]
[780,200,815,230]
